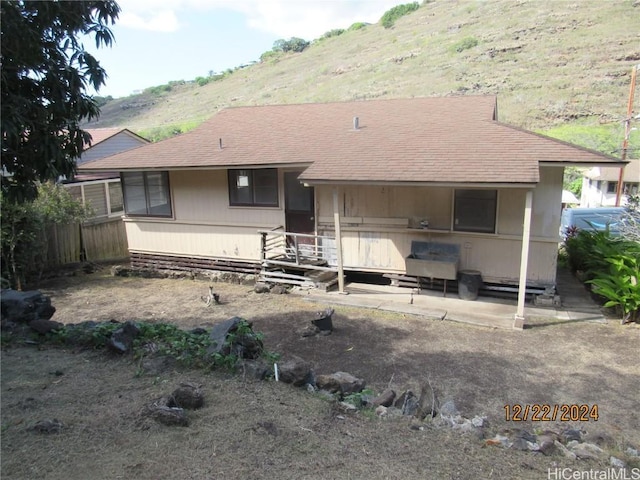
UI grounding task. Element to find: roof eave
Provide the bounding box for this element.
[539,160,628,167]
[301,179,538,188]
[79,162,313,173]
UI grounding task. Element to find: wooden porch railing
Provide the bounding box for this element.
[258,228,337,273]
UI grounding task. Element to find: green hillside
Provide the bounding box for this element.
[88,0,639,154]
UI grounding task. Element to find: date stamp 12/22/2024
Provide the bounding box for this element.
[504,404,599,422]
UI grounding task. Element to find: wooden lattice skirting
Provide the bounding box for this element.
[129,252,261,275]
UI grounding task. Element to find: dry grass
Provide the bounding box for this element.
[2,270,640,479]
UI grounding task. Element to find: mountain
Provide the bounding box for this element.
[87,0,639,143]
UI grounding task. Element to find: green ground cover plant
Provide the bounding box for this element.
[563,225,640,323]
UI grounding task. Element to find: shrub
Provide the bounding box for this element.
[260,49,280,62]
[380,2,420,29]
[348,22,368,31]
[588,254,640,323]
[144,84,172,95]
[452,36,479,53]
[195,76,210,87]
[0,182,91,289]
[563,226,640,323]
[273,37,310,53]
[319,28,345,40]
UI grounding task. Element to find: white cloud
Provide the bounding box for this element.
[119,9,181,32]
[237,0,399,39]
[115,0,399,38]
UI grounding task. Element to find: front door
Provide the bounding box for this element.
[284,171,315,236]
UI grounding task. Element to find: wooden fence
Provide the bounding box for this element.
[45,217,129,267]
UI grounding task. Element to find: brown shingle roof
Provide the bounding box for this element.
[80,96,623,185]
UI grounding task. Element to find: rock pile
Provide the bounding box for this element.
[1,289,61,335]
[144,382,205,427]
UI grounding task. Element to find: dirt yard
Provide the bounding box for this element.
[2,269,639,479]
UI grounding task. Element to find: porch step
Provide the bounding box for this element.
[259,267,338,291]
[305,270,339,292]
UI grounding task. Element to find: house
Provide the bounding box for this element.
[79,96,625,326]
[63,128,150,220]
[580,158,639,207]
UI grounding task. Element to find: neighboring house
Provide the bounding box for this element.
[580,158,639,207]
[64,128,150,219]
[79,96,624,324]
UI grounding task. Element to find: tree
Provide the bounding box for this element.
[1,1,120,202]
[272,37,310,53]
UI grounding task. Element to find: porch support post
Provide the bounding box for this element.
[514,189,533,329]
[332,186,345,294]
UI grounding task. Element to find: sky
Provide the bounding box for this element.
[85,0,401,98]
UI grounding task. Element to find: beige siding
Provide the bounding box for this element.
[170,170,285,226]
[125,220,263,261]
[120,167,563,285]
[121,169,287,262]
[316,178,561,286]
[532,167,563,238]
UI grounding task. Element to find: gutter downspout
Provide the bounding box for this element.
[514,189,533,329]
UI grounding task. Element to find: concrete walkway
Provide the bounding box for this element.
[296,268,606,330]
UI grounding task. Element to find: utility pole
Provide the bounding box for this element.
[615,64,639,207]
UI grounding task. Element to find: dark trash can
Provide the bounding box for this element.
[458,270,483,301]
[312,308,334,331]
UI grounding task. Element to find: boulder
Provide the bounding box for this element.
[537,434,557,456]
[242,359,271,380]
[438,400,459,417]
[560,428,583,444]
[254,282,270,294]
[554,440,577,460]
[610,456,626,468]
[277,356,314,387]
[316,371,365,396]
[371,389,396,408]
[207,317,263,359]
[168,383,204,410]
[148,405,189,427]
[416,381,438,419]
[570,442,605,460]
[394,390,419,417]
[107,321,140,354]
[29,318,63,335]
[375,405,388,417]
[1,289,56,323]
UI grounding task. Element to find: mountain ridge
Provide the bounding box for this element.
[88,0,640,142]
